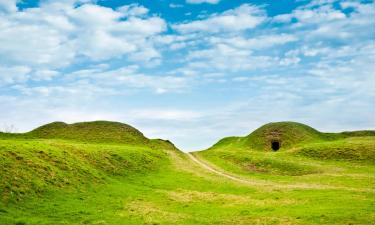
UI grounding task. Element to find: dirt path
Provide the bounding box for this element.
[186,153,375,192]
[187,153,253,184]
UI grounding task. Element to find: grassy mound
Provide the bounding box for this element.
[210,122,325,152]
[0,121,181,204]
[210,121,375,152]
[197,121,375,177]
[0,139,170,204]
[25,121,149,144]
[244,122,326,151]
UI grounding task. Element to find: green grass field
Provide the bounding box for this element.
[0,121,374,224]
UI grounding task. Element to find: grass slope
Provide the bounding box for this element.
[0,121,176,204]
[0,121,374,225]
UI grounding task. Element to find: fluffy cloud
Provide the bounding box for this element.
[0,26,75,68]
[117,4,149,17]
[274,1,375,41]
[0,66,31,86]
[169,4,184,8]
[0,0,18,12]
[276,4,346,25]
[11,66,190,97]
[173,4,265,33]
[186,0,220,4]
[128,109,202,121]
[71,4,166,61]
[72,66,189,94]
[183,34,298,72]
[1,0,374,150]
[209,34,298,50]
[186,44,275,72]
[0,2,167,70]
[170,4,300,73]
[32,70,60,81]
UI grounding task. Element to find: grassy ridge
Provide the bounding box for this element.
[0,121,179,205]
[296,137,375,162]
[0,139,170,204]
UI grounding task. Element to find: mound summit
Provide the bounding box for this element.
[27,121,149,144]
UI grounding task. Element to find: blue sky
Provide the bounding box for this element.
[0,0,374,151]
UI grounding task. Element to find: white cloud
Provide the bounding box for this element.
[186,0,220,4]
[173,4,265,33]
[70,4,122,26]
[65,66,191,94]
[293,5,346,24]
[32,70,60,81]
[69,4,167,61]
[169,4,184,8]
[129,109,202,121]
[117,4,149,17]
[183,34,298,72]
[128,45,162,64]
[0,2,167,70]
[0,22,76,68]
[1,0,375,151]
[0,0,18,12]
[0,66,31,85]
[209,34,298,50]
[274,4,346,24]
[273,1,375,42]
[186,44,275,72]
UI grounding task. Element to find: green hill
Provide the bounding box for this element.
[0,121,179,204]
[243,122,326,151]
[196,122,375,176]
[0,121,150,145]
[210,121,374,152]
[26,121,150,144]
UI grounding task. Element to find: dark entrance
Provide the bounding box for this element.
[271,141,280,151]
